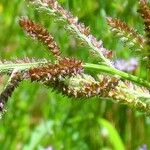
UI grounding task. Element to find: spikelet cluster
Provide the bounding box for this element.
[30,70,149,112]
[34,0,113,58]
[107,17,145,50]
[29,57,83,83]
[65,74,150,114]
[66,74,119,98]
[19,18,61,58]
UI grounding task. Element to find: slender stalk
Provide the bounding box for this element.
[84,63,150,89]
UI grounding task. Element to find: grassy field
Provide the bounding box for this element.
[0,0,149,149]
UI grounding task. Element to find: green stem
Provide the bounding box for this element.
[84,63,150,89]
[1,61,150,89]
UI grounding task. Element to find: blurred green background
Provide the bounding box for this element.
[0,0,149,149]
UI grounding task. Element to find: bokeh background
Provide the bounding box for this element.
[0,0,149,149]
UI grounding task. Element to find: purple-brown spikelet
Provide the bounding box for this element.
[19,18,61,59]
[28,57,83,96]
[29,57,83,82]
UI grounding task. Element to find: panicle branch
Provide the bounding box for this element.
[19,17,61,59]
[107,17,145,51]
[31,0,113,66]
